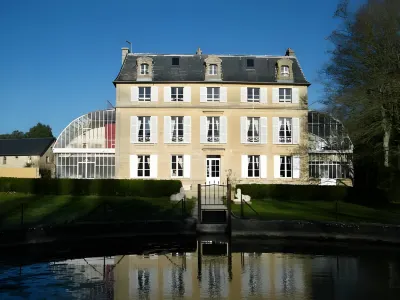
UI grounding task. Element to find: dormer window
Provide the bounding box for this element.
[276,58,294,82]
[247,59,254,68]
[140,63,149,75]
[281,65,290,77]
[204,56,222,81]
[209,64,218,75]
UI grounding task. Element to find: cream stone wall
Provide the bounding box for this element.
[0,167,39,178]
[1,155,41,168]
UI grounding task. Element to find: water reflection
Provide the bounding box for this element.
[1,239,400,299]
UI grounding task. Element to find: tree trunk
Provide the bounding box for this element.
[382,107,391,168]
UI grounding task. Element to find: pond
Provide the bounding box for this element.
[1,238,400,299]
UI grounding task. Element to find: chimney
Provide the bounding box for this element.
[196,47,202,55]
[121,47,129,64]
[285,48,296,57]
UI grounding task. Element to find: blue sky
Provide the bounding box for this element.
[0,0,354,137]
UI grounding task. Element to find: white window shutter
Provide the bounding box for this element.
[200,87,207,102]
[184,87,191,102]
[131,87,138,102]
[151,86,158,102]
[150,155,158,178]
[260,117,267,144]
[184,155,191,178]
[220,87,227,102]
[164,116,171,143]
[260,88,267,104]
[293,156,300,178]
[292,88,299,104]
[272,88,279,104]
[130,155,138,178]
[240,116,247,143]
[292,117,300,144]
[164,86,171,102]
[274,155,281,178]
[220,116,227,143]
[130,116,138,143]
[200,116,207,143]
[260,155,267,178]
[241,155,248,178]
[184,116,191,143]
[150,116,158,143]
[272,117,279,144]
[240,87,247,102]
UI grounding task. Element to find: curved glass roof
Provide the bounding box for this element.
[53,109,115,149]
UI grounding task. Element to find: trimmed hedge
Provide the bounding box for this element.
[236,184,389,206]
[0,178,182,198]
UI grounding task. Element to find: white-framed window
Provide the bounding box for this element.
[138,116,151,142]
[247,88,260,102]
[207,87,220,101]
[207,116,220,143]
[309,154,350,179]
[279,117,292,143]
[138,155,151,177]
[209,64,218,75]
[280,156,292,178]
[279,88,292,102]
[247,155,260,178]
[281,65,290,77]
[140,63,149,75]
[171,116,184,142]
[247,117,260,143]
[138,87,151,101]
[171,87,184,101]
[171,155,184,177]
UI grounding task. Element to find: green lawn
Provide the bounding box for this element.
[0,193,193,230]
[232,199,400,225]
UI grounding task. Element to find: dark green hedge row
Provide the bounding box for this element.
[0,178,182,198]
[236,184,388,205]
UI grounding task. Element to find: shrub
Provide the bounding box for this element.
[0,178,182,198]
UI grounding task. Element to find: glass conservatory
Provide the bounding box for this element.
[308,111,353,181]
[53,109,115,179]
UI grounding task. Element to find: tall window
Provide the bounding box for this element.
[279,117,292,143]
[138,116,151,142]
[248,155,260,178]
[209,64,218,75]
[207,117,220,143]
[207,87,220,101]
[138,87,151,101]
[137,155,151,177]
[281,65,290,77]
[171,87,184,101]
[247,117,260,143]
[171,155,183,177]
[279,88,292,102]
[171,116,184,142]
[140,63,149,75]
[280,156,292,178]
[247,88,260,102]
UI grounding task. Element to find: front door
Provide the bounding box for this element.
[78,162,96,179]
[206,155,220,184]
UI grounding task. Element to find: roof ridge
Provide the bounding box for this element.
[128,53,296,58]
[0,137,55,141]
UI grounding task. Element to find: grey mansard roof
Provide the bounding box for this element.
[113,53,310,85]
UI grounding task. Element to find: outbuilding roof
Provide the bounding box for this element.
[0,138,55,156]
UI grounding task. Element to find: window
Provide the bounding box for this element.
[15,156,18,159]
[280,156,292,178]
[247,117,260,143]
[2,156,6,165]
[248,155,260,178]
[279,117,292,143]
[247,59,254,68]
[207,87,220,101]
[207,117,220,143]
[171,155,183,177]
[172,57,179,66]
[247,88,260,102]
[171,116,184,142]
[171,87,184,101]
[138,87,151,101]
[279,88,292,102]
[281,65,290,77]
[138,116,151,142]
[209,64,218,75]
[137,155,150,177]
[46,156,50,163]
[140,63,149,75]
[309,154,350,179]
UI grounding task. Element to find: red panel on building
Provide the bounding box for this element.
[105,123,115,148]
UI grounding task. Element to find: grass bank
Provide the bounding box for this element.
[0,193,193,230]
[232,199,400,225]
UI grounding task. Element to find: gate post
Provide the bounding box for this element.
[226,181,232,234]
[197,184,201,223]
